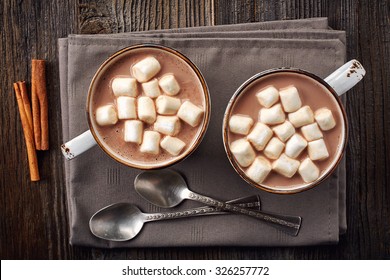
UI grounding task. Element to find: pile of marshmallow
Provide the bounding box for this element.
[95,56,204,157]
[229,85,336,184]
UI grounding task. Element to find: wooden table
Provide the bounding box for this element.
[1,0,389,259]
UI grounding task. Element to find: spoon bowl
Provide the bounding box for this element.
[89,203,144,241]
[135,169,189,208]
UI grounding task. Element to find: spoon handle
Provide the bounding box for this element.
[187,191,302,236]
[144,198,261,222]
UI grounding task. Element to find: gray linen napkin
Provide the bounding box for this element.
[59,18,347,248]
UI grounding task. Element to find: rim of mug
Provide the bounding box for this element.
[222,68,348,194]
[86,43,211,170]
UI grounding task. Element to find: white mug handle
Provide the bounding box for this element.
[61,130,97,160]
[324,59,366,96]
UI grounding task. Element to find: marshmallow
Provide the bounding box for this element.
[132,56,161,82]
[246,156,272,184]
[142,78,161,98]
[246,122,273,151]
[111,77,138,97]
[156,95,181,115]
[159,74,180,96]
[285,133,308,158]
[154,116,181,136]
[124,120,143,144]
[256,86,279,108]
[315,108,336,131]
[177,101,204,127]
[230,139,256,167]
[229,115,254,135]
[272,121,295,142]
[137,96,156,124]
[272,153,300,178]
[140,131,161,155]
[259,103,285,125]
[96,104,118,126]
[263,137,285,160]
[279,86,302,112]
[116,96,137,120]
[288,105,314,127]
[308,139,329,161]
[298,158,320,183]
[160,136,186,156]
[301,123,323,141]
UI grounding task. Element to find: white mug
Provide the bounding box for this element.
[222,59,365,194]
[61,44,211,169]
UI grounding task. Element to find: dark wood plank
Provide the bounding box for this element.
[78,0,214,34]
[0,0,79,259]
[350,0,390,259]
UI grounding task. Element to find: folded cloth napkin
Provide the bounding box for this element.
[59,18,347,248]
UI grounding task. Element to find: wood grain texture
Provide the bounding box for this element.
[0,0,78,259]
[78,0,214,33]
[0,0,389,259]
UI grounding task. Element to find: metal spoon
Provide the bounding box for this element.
[134,170,302,236]
[90,195,261,241]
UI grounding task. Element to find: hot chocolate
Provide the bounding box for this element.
[88,46,208,168]
[226,71,345,189]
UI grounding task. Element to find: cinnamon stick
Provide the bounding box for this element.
[18,81,33,132]
[31,67,41,150]
[13,82,40,181]
[32,59,49,150]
